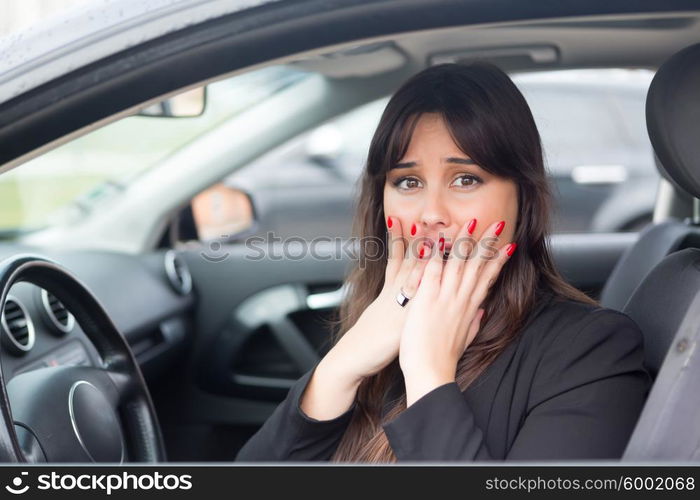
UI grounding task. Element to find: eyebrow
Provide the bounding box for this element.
[391,157,476,169]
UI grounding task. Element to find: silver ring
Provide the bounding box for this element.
[395,287,412,307]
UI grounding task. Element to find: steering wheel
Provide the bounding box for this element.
[0,254,166,463]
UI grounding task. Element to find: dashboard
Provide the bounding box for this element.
[0,245,195,383]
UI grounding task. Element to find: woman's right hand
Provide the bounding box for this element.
[300,216,429,421]
[321,216,430,384]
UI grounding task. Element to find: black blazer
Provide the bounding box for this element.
[234,291,652,462]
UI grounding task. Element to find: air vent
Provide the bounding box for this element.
[1,295,35,355]
[40,289,75,335]
[164,250,193,295]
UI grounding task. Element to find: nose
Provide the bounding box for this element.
[418,188,450,233]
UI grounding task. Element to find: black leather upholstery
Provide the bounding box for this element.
[622,248,700,460]
[618,43,700,460]
[646,43,700,198]
[622,248,700,378]
[600,220,700,311]
[600,42,700,372]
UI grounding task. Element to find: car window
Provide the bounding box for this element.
[610,93,657,160]
[0,65,310,237]
[210,98,387,242]
[520,88,626,174]
[218,68,658,241]
[514,69,658,233]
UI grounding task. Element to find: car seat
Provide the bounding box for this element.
[618,42,700,460]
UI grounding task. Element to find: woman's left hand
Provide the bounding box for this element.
[398,219,517,406]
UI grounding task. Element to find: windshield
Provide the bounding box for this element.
[0,65,309,238]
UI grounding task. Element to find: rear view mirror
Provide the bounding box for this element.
[137,86,207,118]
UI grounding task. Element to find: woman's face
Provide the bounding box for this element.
[383,112,518,257]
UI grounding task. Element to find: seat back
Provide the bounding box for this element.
[622,248,700,460]
[600,220,700,312]
[619,41,700,461]
[622,249,700,378]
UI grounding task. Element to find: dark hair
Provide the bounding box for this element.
[327,61,597,462]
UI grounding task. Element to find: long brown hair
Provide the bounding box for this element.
[326,61,597,463]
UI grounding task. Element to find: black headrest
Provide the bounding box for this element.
[646,42,700,198]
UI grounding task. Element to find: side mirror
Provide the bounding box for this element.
[190,183,255,241]
[138,87,207,118]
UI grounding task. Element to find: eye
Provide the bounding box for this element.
[392,176,422,190]
[450,174,482,188]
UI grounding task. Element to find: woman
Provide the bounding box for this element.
[234,61,652,463]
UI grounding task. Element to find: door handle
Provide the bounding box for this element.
[306,283,349,310]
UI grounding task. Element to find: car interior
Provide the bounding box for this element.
[0,1,699,462]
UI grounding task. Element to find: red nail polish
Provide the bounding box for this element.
[439,237,445,252]
[506,243,517,256]
[387,216,392,229]
[467,218,477,235]
[419,246,425,258]
[495,220,505,236]
[411,223,417,236]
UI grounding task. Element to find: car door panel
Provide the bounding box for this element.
[180,230,638,425]
[181,243,346,406]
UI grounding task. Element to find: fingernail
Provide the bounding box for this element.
[387,216,392,229]
[506,242,517,256]
[419,245,425,258]
[411,223,417,236]
[439,237,445,252]
[467,218,477,235]
[495,220,505,236]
